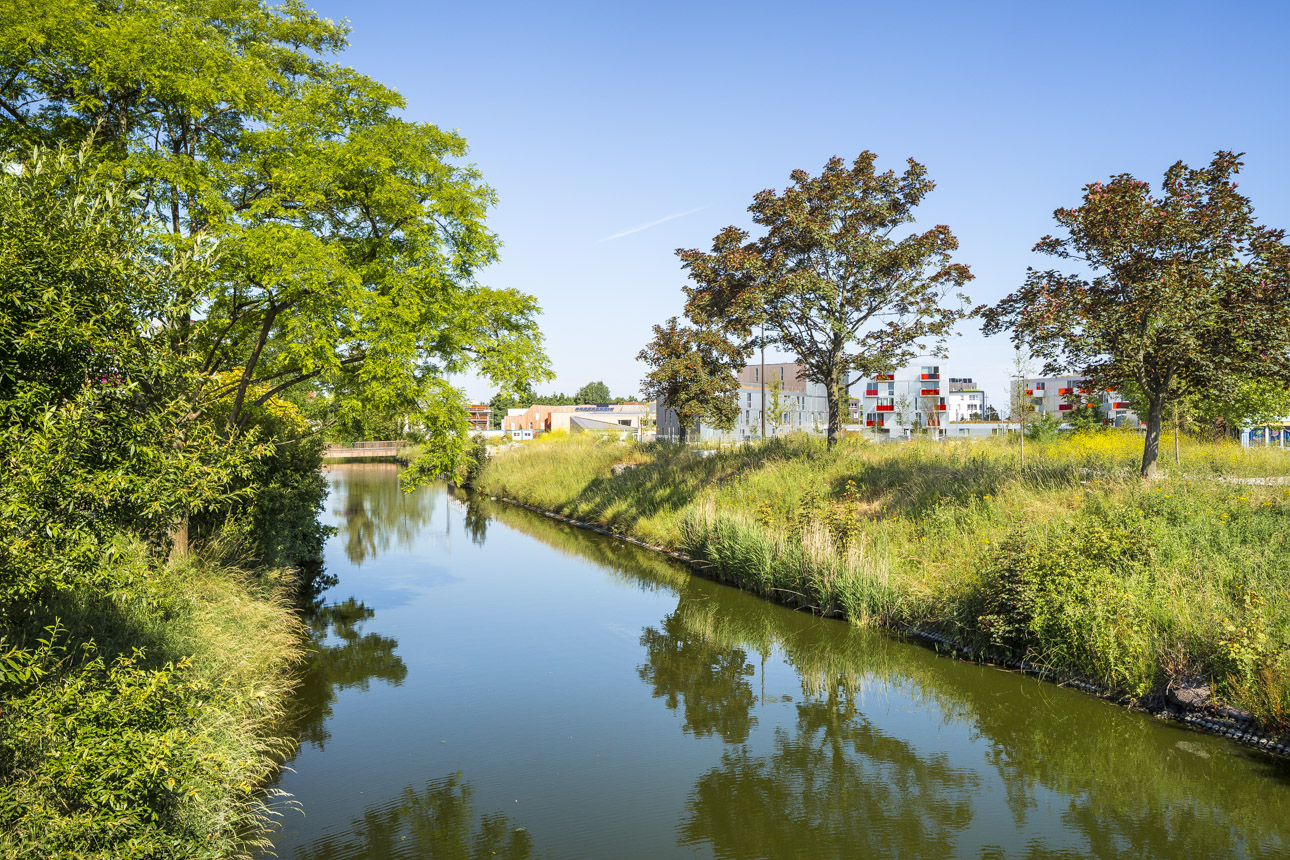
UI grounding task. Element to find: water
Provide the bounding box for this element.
[262,464,1290,859]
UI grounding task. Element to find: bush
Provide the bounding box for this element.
[972,516,1158,693]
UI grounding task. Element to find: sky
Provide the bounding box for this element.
[306,0,1290,409]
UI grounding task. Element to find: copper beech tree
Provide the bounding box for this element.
[638,318,747,444]
[982,152,1290,478]
[677,153,973,447]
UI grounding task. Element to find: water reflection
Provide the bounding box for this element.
[330,464,439,565]
[483,496,1290,860]
[292,772,541,860]
[287,598,408,752]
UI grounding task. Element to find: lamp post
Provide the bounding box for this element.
[760,321,766,440]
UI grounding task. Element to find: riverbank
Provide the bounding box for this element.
[0,542,303,858]
[475,432,1290,739]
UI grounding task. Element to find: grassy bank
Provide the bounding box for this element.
[476,432,1290,730]
[0,542,302,859]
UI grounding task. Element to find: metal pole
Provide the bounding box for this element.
[760,322,766,440]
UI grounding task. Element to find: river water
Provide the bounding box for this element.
[261,464,1290,859]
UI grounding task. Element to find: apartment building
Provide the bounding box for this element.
[856,361,995,438]
[1022,376,1139,427]
[656,362,830,441]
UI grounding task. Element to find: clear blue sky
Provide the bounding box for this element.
[308,0,1290,409]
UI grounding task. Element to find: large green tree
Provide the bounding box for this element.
[982,152,1290,478]
[638,318,745,444]
[678,153,973,447]
[0,0,550,476]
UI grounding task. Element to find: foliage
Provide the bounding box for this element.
[191,394,330,570]
[982,152,1290,477]
[637,317,747,443]
[0,147,262,611]
[1024,413,1062,442]
[0,0,551,455]
[678,152,973,446]
[574,380,611,404]
[0,546,302,859]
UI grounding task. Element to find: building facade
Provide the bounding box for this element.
[855,361,995,438]
[1021,376,1140,427]
[466,403,491,432]
[656,362,831,442]
[502,403,648,435]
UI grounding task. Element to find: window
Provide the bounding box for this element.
[618,419,631,426]
[1035,381,1046,391]
[747,392,752,406]
[754,368,759,382]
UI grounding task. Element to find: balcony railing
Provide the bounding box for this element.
[920,388,939,395]
[1058,387,1072,395]
[876,405,894,412]
[875,373,894,381]
[921,373,940,380]
[864,388,878,396]
[1059,404,1072,411]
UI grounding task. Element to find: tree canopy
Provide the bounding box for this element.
[678,152,972,446]
[982,152,1290,477]
[638,318,745,443]
[0,0,550,476]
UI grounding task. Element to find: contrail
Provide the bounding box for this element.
[600,206,707,242]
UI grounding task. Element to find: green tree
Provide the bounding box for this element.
[574,380,611,404]
[638,318,746,444]
[678,153,973,447]
[0,0,550,479]
[0,147,258,607]
[982,152,1290,478]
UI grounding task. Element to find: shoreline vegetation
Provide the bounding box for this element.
[475,431,1290,747]
[0,543,304,859]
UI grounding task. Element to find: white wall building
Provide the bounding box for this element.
[1021,376,1140,427]
[656,362,830,441]
[856,361,997,438]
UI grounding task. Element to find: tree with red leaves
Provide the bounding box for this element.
[677,153,973,448]
[982,152,1290,478]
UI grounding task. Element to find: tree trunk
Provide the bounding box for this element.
[1141,395,1165,478]
[677,419,688,445]
[825,378,842,449]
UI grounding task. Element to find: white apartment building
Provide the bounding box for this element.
[856,361,995,438]
[1022,376,1139,427]
[656,362,830,441]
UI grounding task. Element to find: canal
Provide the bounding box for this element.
[262,464,1290,859]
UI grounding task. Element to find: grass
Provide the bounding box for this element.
[0,540,303,859]
[476,430,1290,730]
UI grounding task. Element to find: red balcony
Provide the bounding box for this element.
[1059,403,1072,411]
[865,420,875,427]
[864,388,878,396]
[935,404,946,411]
[1058,387,1073,395]
[920,388,939,395]
[921,373,940,380]
[875,373,894,381]
[876,405,894,412]
[1025,389,1034,396]
[1112,401,1129,409]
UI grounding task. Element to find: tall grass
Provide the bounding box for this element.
[477,431,1290,729]
[0,540,303,859]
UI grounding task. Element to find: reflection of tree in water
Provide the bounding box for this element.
[456,489,489,547]
[293,771,540,860]
[680,702,977,859]
[286,598,408,751]
[332,466,439,565]
[641,568,1290,858]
